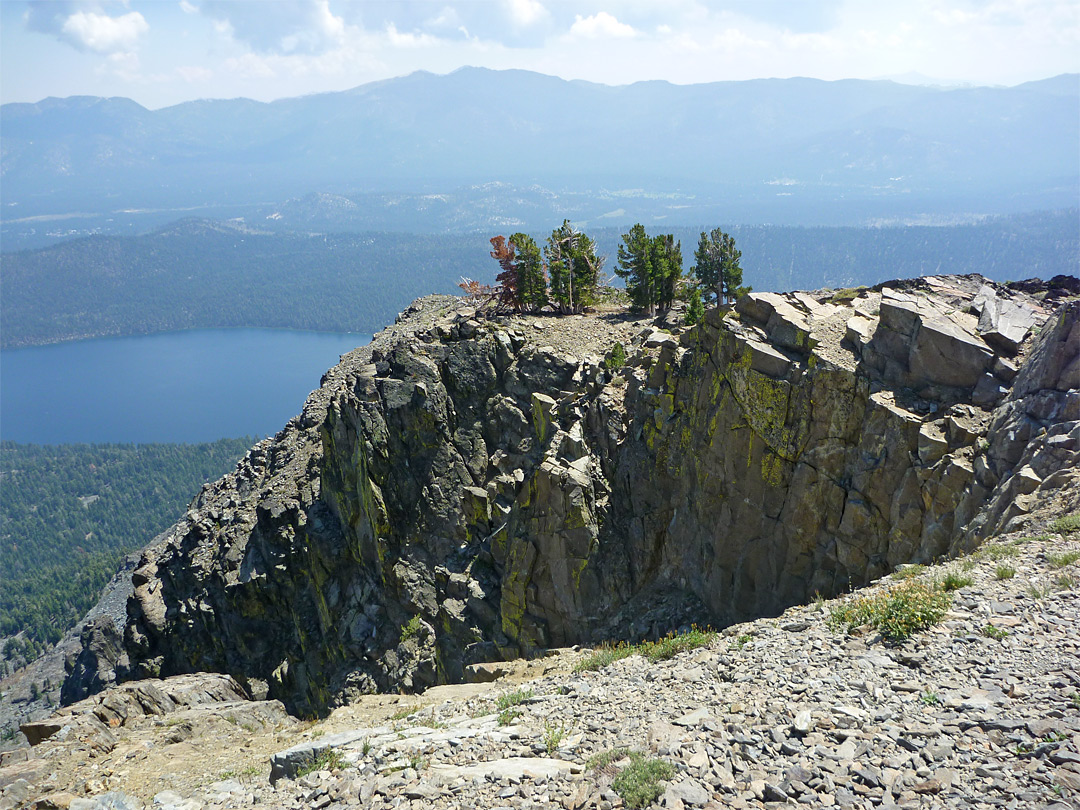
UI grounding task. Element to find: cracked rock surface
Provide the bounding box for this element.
[50,275,1080,721]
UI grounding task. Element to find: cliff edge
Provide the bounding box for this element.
[62,275,1079,717]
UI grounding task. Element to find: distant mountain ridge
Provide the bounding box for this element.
[2,68,1076,224]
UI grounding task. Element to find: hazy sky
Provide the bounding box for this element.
[2,0,1078,109]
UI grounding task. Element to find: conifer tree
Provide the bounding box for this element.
[685,286,704,325]
[509,233,546,312]
[615,224,682,314]
[692,228,744,306]
[545,220,601,314]
[489,234,547,312]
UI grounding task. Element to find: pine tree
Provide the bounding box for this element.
[545,220,601,314]
[692,228,744,306]
[615,225,682,314]
[615,224,655,314]
[509,233,546,312]
[685,286,704,325]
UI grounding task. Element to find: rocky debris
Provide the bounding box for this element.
[11,528,1079,808]
[60,275,1079,722]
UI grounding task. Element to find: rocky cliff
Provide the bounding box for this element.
[63,275,1079,717]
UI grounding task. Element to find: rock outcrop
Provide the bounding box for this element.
[63,276,1079,717]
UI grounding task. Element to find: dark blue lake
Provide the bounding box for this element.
[0,329,371,444]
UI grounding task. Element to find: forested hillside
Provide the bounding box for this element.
[2,211,1076,348]
[0,439,253,669]
[0,223,475,348]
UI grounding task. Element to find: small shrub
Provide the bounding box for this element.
[1029,583,1053,599]
[573,644,634,673]
[638,626,715,662]
[543,719,568,754]
[920,691,940,706]
[607,341,627,370]
[587,747,631,771]
[891,564,926,581]
[297,747,344,777]
[399,615,422,643]
[495,687,533,711]
[497,708,522,726]
[612,753,676,809]
[828,287,866,304]
[982,625,1009,640]
[731,633,753,650]
[828,581,952,642]
[939,572,973,591]
[982,543,1020,561]
[1049,514,1080,535]
[1047,550,1080,569]
[995,565,1016,580]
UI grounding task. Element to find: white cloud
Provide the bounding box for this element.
[201,0,346,54]
[224,52,278,79]
[506,0,548,28]
[179,1,199,15]
[569,12,636,39]
[386,23,440,49]
[59,10,149,54]
[176,65,213,82]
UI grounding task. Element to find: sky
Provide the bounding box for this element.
[2,0,1078,109]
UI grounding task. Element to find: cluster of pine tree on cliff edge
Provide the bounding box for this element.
[477,221,749,325]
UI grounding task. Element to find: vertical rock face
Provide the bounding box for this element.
[66,278,1079,716]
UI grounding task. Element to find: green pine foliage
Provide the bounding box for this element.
[0,439,252,655]
[614,224,683,315]
[691,228,744,306]
[685,286,704,325]
[509,233,547,312]
[545,220,602,314]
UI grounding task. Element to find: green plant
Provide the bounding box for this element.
[497,708,522,726]
[573,643,634,673]
[1029,583,1053,599]
[1049,514,1080,535]
[408,752,428,772]
[390,706,416,722]
[587,747,631,771]
[920,691,940,706]
[496,687,534,711]
[891,564,926,581]
[982,543,1020,560]
[939,572,973,591]
[399,615,422,644]
[731,633,753,650]
[827,581,952,642]
[995,565,1016,580]
[543,719,568,754]
[828,287,866,304]
[1069,692,1080,710]
[612,753,677,809]
[974,438,990,456]
[608,341,627,370]
[1047,550,1080,569]
[361,738,372,756]
[297,747,344,777]
[638,626,715,662]
[1054,574,1076,591]
[982,625,1009,640]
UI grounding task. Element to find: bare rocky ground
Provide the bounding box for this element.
[4,517,1078,810]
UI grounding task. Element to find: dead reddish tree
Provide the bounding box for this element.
[490,235,520,311]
